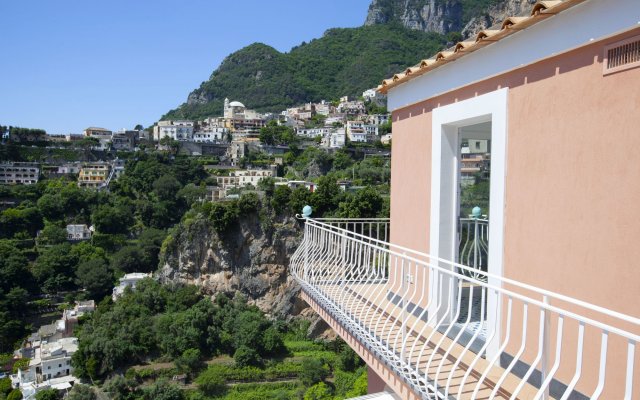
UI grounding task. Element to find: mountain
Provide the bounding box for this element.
[162,24,445,121]
[364,0,535,37]
[163,0,535,121]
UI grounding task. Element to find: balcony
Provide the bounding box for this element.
[291,218,639,399]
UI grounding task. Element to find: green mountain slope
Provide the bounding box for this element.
[162,24,445,121]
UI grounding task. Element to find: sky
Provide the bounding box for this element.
[0,0,371,134]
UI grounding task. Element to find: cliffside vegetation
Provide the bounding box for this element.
[0,153,209,352]
[163,24,446,121]
[71,280,367,400]
[0,143,388,354]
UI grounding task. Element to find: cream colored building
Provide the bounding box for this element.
[77,163,110,189]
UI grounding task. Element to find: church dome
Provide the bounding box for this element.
[228,101,245,108]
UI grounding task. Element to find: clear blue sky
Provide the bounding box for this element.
[0,0,371,134]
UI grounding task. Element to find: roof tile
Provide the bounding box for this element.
[378,0,585,94]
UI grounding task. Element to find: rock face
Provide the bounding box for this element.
[365,0,534,37]
[365,0,463,34]
[187,89,214,106]
[461,0,535,37]
[157,212,332,336]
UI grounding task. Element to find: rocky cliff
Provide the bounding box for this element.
[157,212,332,337]
[365,0,463,34]
[365,0,535,37]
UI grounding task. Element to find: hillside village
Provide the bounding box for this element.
[1,89,393,199]
[0,88,400,400]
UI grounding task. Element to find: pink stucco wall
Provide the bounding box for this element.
[389,27,640,398]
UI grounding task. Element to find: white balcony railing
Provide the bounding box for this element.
[291,218,640,400]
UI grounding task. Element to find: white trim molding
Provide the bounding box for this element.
[429,87,508,357]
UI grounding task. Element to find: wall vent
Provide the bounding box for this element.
[603,35,640,75]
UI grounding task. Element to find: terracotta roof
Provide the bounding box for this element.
[378,0,585,94]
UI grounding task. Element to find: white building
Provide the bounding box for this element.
[367,114,390,126]
[315,101,333,116]
[82,127,112,150]
[154,121,194,141]
[112,273,152,300]
[0,163,40,185]
[276,180,316,192]
[337,97,365,115]
[324,115,346,127]
[17,337,78,387]
[297,127,331,138]
[326,129,346,148]
[193,127,228,143]
[362,87,387,104]
[217,169,274,189]
[346,121,370,142]
[66,225,92,241]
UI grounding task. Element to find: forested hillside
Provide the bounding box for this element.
[163,24,445,121]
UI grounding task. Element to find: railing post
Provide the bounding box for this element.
[541,295,550,400]
[473,217,479,271]
[401,253,407,362]
[304,222,309,282]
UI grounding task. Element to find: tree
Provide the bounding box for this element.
[259,120,298,146]
[336,345,363,372]
[175,348,204,376]
[337,186,384,218]
[257,177,275,197]
[177,183,206,206]
[141,380,184,400]
[300,358,329,387]
[289,186,312,216]
[0,240,31,292]
[37,223,68,246]
[0,206,42,238]
[195,369,226,397]
[159,137,180,154]
[32,243,77,293]
[67,384,97,400]
[311,175,341,216]
[92,205,133,235]
[7,389,22,400]
[37,194,65,220]
[233,345,261,367]
[111,246,144,273]
[332,150,353,171]
[75,258,113,299]
[208,202,239,234]
[344,370,368,398]
[0,377,12,397]
[103,375,139,400]
[153,175,182,202]
[271,185,291,213]
[303,382,332,400]
[134,124,144,131]
[35,389,57,400]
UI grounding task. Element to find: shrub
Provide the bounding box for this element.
[299,358,328,387]
[35,389,57,400]
[7,389,22,400]
[344,370,367,398]
[195,370,226,397]
[303,382,332,400]
[234,346,262,368]
[0,378,12,396]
